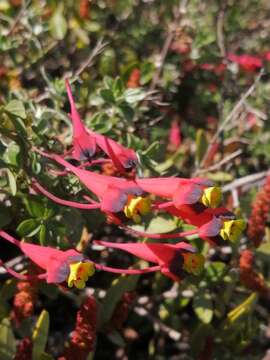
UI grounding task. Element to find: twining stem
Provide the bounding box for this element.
[0,260,47,281]
[94,263,161,274]
[49,158,112,176]
[32,180,100,210]
[119,222,198,239]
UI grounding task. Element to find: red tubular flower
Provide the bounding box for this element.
[227,53,262,72]
[127,68,141,88]
[247,175,270,247]
[0,230,94,288]
[0,231,171,283]
[35,150,144,213]
[199,63,226,76]
[79,0,90,19]
[94,240,205,281]
[65,80,96,161]
[265,51,270,62]
[65,80,137,171]
[161,204,245,245]
[136,177,221,209]
[62,295,97,360]
[168,120,181,152]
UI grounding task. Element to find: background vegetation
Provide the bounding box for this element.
[1,0,270,359]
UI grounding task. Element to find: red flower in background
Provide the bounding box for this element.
[228,53,262,72]
[168,119,181,152]
[66,80,137,171]
[264,51,270,62]
[127,68,141,88]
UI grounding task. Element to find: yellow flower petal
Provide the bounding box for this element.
[67,261,95,289]
[201,187,222,208]
[124,196,151,223]
[220,219,246,242]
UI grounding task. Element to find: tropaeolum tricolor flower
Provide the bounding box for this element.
[34,149,150,216]
[0,230,204,286]
[163,204,246,245]
[136,177,222,209]
[65,80,137,172]
[0,230,94,288]
[94,240,205,281]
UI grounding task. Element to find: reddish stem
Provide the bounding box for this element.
[48,158,112,176]
[119,222,198,239]
[32,180,100,210]
[0,261,47,281]
[94,263,161,274]
[153,201,174,209]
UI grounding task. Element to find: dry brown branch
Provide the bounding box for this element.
[149,0,189,92]
[222,170,269,193]
[195,69,264,175]
[71,39,108,82]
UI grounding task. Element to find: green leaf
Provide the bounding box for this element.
[140,62,155,85]
[107,330,125,347]
[195,129,208,164]
[146,215,177,234]
[39,353,54,360]
[90,112,110,129]
[24,196,46,218]
[256,242,270,256]
[98,275,138,328]
[6,169,16,196]
[99,89,115,103]
[0,279,17,301]
[16,219,41,237]
[142,141,160,157]
[118,102,134,122]
[5,100,26,119]
[49,5,67,40]
[112,77,124,97]
[190,324,212,358]
[4,142,21,167]
[124,88,146,103]
[0,204,11,228]
[0,296,9,321]
[206,262,226,283]
[193,289,213,324]
[39,224,46,245]
[0,318,16,360]
[32,310,50,360]
[226,293,257,324]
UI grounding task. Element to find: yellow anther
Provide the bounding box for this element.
[67,261,95,289]
[182,253,205,275]
[220,219,246,242]
[124,196,151,223]
[201,186,222,208]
